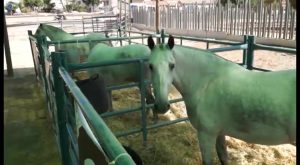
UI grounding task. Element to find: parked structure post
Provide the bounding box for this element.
[4,13,14,77]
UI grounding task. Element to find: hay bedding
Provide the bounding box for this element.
[105,87,296,165]
[86,41,296,165]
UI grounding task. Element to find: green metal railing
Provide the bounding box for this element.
[158,30,296,71]
[66,53,187,143]
[29,33,139,165]
[29,28,296,165]
[56,61,136,165]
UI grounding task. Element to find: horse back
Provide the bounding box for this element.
[190,69,295,144]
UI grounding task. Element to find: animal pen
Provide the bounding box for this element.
[28,17,296,165]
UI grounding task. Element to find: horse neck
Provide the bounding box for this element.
[172,46,243,97]
[44,27,74,41]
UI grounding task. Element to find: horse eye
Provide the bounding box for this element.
[149,64,153,71]
[169,63,175,70]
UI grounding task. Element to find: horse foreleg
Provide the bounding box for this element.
[216,135,228,165]
[197,131,215,165]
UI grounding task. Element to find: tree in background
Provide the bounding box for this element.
[66,0,89,12]
[42,0,56,12]
[82,0,100,12]
[265,0,296,9]
[23,0,43,11]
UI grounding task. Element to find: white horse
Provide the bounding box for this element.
[147,35,296,165]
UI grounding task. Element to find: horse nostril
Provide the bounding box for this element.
[167,104,170,109]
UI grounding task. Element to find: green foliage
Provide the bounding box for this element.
[82,0,100,6]
[290,0,296,9]
[21,7,32,13]
[265,0,296,9]
[42,0,55,12]
[66,3,88,12]
[23,0,43,8]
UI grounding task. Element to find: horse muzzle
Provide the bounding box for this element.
[154,103,170,114]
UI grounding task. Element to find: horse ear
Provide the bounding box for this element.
[167,35,174,49]
[148,36,155,50]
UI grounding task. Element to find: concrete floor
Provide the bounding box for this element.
[4,14,93,165]
[4,68,61,165]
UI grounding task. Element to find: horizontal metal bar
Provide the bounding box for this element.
[254,43,296,54]
[106,82,140,91]
[115,127,142,137]
[124,30,157,36]
[169,98,184,104]
[47,36,158,45]
[115,117,189,137]
[147,117,189,130]
[127,41,143,45]
[252,67,271,72]
[171,35,242,45]
[90,15,119,19]
[208,44,248,53]
[101,107,141,118]
[106,80,151,91]
[145,98,184,109]
[102,98,183,118]
[67,57,149,71]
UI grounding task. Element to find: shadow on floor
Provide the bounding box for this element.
[4,67,61,165]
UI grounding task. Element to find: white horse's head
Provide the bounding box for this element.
[148,35,175,114]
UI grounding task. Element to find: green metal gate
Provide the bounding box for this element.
[28,29,296,165]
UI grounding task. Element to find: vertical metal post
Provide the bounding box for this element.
[180,36,182,45]
[206,42,209,49]
[161,29,165,44]
[156,0,160,44]
[139,60,147,146]
[36,35,50,103]
[257,0,262,36]
[4,14,14,77]
[118,27,123,46]
[283,0,289,39]
[92,17,95,32]
[262,5,267,37]
[52,51,70,165]
[246,0,250,34]
[82,16,85,34]
[28,30,38,81]
[246,36,255,70]
[267,4,272,38]
[279,0,283,38]
[60,19,63,29]
[242,35,248,67]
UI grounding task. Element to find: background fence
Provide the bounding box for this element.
[131,0,296,40]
